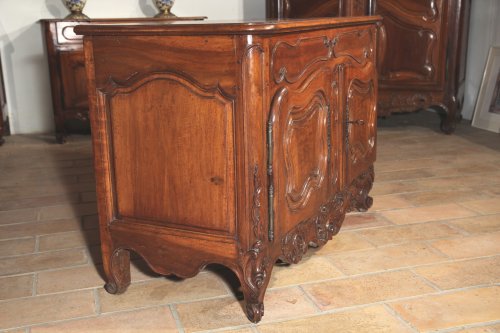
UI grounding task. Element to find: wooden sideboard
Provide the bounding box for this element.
[267,0,471,133]
[0,54,6,146]
[41,17,206,143]
[76,17,380,322]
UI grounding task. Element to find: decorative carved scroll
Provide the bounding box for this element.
[239,165,271,323]
[271,36,331,84]
[347,165,374,212]
[281,165,375,264]
[333,29,373,65]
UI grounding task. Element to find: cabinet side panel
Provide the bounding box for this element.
[106,75,236,235]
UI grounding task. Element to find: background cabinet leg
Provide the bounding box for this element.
[55,132,67,144]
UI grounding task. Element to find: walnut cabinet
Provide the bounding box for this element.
[268,0,471,133]
[76,17,380,322]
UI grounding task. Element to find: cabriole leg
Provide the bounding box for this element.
[103,248,131,294]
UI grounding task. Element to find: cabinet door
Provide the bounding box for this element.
[344,64,377,186]
[269,66,334,239]
[376,0,445,86]
[59,51,88,110]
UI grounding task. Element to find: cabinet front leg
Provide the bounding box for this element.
[348,165,375,212]
[237,246,272,323]
[103,248,131,294]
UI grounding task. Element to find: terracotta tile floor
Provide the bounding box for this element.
[1,111,499,332]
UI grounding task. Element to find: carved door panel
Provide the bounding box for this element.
[344,64,377,186]
[59,51,88,110]
[376,0,444,86]
[269,67,334,239]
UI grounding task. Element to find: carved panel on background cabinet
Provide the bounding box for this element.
[378,17,438,81]
[99,71,236,235]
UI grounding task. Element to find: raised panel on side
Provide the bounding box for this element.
[59,51,88,110]
[102,72,235,235]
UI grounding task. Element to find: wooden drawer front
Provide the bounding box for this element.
[56,22,84,45]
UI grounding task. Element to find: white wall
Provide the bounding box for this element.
[6,0,494,132]
[462,0,500,120]
[0,0,266,135]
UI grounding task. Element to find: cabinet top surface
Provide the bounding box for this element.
[74,17,381,36]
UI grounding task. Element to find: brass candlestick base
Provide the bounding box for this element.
[153,0,177,18]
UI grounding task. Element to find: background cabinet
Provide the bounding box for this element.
[41,17,206,143]
[267,0,471,133]
[267,0,373,18]
[42,20,90,144]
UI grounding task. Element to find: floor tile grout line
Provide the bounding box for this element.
[433,320,500,333]
[169,304,185,333]
[297,285,322,313]
[32,272,38,297]
[321,252,500,279]
[93,288,101,315]
[0,246,88,261]
[382,303,420,333]
[408,268,443,292]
